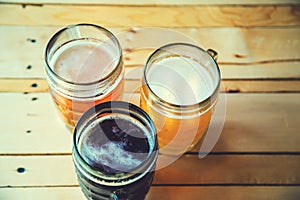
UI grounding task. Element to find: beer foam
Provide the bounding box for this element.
[80,116,152,173]
[83,141,143,172]
[50,40,119,83]
[147,56,213,105]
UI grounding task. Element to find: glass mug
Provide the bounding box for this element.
[72,101,158,200]
[45,24,124,130]
[140,43,220,155]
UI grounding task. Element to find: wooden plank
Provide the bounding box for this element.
[2,0,300,6]
[0,79,48,92]
[0,156,77,186]
[1,26,299,79]
[0,154,299,186]
[0,93,299,154]
[0,186,299,200]
[0,92,71,154]
[221,80,300,93]
[1,78,299,93]
[207,93,300,153]
[124,79,300,93]
[0,4,299,27]
[147,186,300,200]
[155,155,300,185]
[0,187,85,200]
[1,61,299,81]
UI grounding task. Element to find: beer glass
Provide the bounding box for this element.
[45,24,124,130]
[72,101,158,200]
[140,43,220,155]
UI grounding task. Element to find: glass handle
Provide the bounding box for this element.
[207,49,218,61]
[111,193,119,200]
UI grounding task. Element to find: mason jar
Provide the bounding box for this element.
[73,101,158,200]
[45,24,124,130]
[140,43,220,155]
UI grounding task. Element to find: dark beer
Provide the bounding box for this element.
[73,102,158,200]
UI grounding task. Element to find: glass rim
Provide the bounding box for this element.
[44,23,123,86]
[72,101,158,183]
[143,42,221,109]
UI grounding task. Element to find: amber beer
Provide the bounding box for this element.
[140,43,220,155]
[45,24,124,129]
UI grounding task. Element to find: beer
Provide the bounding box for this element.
[80,117,151,174]
[140,43,220,155]
[73,102,158,200]
[49,40,124,128]
[45,24,124,130]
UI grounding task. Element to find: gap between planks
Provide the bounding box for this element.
[2,0,300,6]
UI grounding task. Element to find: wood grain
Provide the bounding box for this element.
[0,79,48,92]
[1,78,299,93]
[1,26,299,80]
[0,4,299,27]
[0,93,299,154]
[3,0,300,5]
[1,24,300,93]
[0,154,299,187]
[147,186,300,200]
[125,79,300,93]
[1,0,299,199]
[0,187,85,200]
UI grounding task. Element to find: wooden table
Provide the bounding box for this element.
[0,0,300,199]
